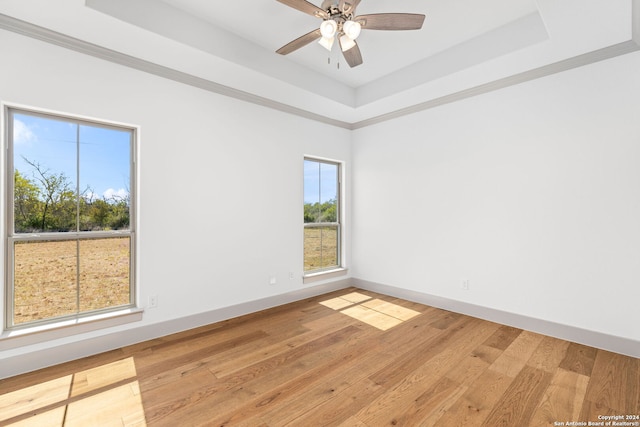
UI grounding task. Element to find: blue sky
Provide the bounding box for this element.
[12,112,131,201]
[304,159,338,204]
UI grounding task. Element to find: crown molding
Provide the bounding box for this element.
[1,13,639,130]
[352,40,640,129]
[0,13,352,130]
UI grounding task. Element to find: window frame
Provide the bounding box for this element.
[303,156,344,277]
[3,105,137,331]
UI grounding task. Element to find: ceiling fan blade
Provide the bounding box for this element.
[339,39,363,67]
[276,29,322,55]
[276,0,329,19]
[356,13,426,31]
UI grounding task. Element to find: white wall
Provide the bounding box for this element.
[2,25,640,377]
[0,30,351,376]
[352,50,640,343]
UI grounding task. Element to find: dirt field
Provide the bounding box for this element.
[304,226,338,271]
[11,229,331,325]
[12,237,130,325]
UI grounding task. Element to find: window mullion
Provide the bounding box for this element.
[317,162,322,267]
[76,124,81,314]
[316,162,322,222]
[76,239,80,315]
[76,123,80,232]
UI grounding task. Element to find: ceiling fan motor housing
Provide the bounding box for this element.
[320,0,339,10]
[321,0,356,19]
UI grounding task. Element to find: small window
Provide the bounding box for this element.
[304,158,341,273]
[5,107,136,329]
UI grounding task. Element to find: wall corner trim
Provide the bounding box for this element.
[633,0,640,44]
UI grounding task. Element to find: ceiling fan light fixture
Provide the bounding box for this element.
[320,19,338,38]
[318,36,335,51]
[276,0,426,68]
[343,20,361,40]
[339,34,356,51]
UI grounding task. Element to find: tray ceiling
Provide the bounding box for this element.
[0,0,638,128]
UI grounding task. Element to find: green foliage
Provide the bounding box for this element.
[81,197,130,231]
[304,199,337,223]
[87,199,111,229]
[14,161,130,233]
[14,170,41,232]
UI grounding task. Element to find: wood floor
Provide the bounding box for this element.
[1,287,638,426]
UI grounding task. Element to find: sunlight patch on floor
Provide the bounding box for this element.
[0,357,146,426]
[341,304,404,330]
[0,375,72,421]
[320,292,421,331]
[8,406,67,426]
[70,357,137,397]
[66,381,145,426]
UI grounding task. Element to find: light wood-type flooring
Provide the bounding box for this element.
[1,287,639,426]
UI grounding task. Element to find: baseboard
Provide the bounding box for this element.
[0,279,351,379]
[352,278,640,359]
[4,276,636,379]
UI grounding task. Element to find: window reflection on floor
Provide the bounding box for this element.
[320,292,421,331]
[0,357,146,426]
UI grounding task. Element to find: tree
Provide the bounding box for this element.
[304,199,337,223]
[16,157,130,232]
[22,157,74,231]
[14,170,41,232]
[106,198,130,230]
[89,199,111,229]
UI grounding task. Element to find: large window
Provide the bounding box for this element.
[5,107,136,329]
[304,158,341,273]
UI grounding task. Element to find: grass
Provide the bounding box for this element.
[304,226,338,272]
[13,237,130,325]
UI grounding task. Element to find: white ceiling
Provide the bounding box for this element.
[0,0,638,128]
[159,0,539,87]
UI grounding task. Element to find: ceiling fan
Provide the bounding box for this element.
[275,0,426,68]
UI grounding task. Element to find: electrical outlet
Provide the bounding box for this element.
[269,276,277,286]
[289,272,294,280]
[148,295,158,308]
[461,280,470,291]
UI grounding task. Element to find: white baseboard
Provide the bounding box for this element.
[0,279,351,379]
[3,276,637,379]
[352,278,640,359]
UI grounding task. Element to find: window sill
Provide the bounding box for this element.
[0,308,144,351]
[303,268,348,284]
